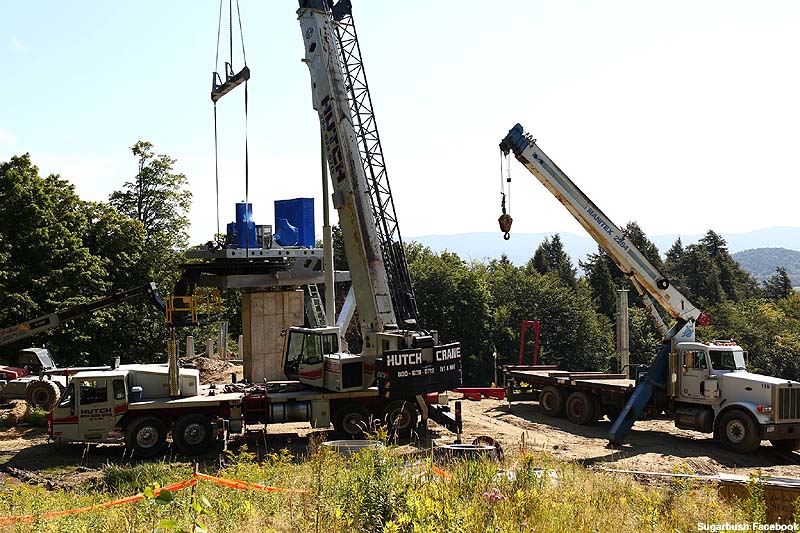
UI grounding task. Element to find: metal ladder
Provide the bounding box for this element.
[304,284,327,327]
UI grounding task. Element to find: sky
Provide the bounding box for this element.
[2,1,800,247]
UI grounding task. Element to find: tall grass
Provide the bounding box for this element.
[0,447,752,532]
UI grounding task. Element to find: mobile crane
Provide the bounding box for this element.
[46,1,461,457]
[499,123,800,453]
[0,283,167,409]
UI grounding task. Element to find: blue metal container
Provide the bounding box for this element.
[274,198,315,247]
[235,202,257,248]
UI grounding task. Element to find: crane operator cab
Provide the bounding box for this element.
[283,326,352,391]
[283,326,441,393]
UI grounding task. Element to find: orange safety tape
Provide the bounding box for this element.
[430,465,452,479]
[193,472,310,494]
[0,471,309,524]
[0,478,197,525]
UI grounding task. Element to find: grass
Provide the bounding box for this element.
[0,444,761,532]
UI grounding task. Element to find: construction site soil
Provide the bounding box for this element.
[0,393,799,489]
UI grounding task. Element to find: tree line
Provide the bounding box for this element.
[2,150,799,385]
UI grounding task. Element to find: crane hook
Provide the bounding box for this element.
[498,193,512,240]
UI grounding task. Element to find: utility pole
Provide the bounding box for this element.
[616,289,630,376]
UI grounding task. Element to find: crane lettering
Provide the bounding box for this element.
[585,207,614,237]
[435,344,461,362]
[320,95,346,183]
[384,351,423,367]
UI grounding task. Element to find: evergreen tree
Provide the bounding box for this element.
[579,247,617,319]
[528,233,577,288]
[764,266,794,300]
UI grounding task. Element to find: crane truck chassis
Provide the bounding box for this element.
[47,359,460,457]
[499,124,800,453]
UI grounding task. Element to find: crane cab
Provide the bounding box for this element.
[283,326,359,390]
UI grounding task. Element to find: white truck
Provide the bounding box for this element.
[499,123,800,453]
[46,0,461,457]
[0,283,166,409]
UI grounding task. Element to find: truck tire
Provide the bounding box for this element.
[539,386,565,417]
[565,391,595,425]
[333,403,371,439]
[173,414,214,456]
[25,380,60,410]
[770,438,800,451]
[125,416,168,458]
[718,410,761,453]
[382,400,418,438]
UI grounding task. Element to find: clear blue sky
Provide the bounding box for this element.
[3,1,800,245]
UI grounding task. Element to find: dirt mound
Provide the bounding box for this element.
[180,356,243,384]
[0,401,29,427]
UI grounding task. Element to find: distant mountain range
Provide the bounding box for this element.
[732,248,800,286]
[409,227,800,281]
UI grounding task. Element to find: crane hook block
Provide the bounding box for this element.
[211,65,251,103]
[498,213,513,240]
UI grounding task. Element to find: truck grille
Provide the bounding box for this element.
[774,386,800,422]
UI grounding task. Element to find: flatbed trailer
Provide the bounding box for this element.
[503,365,655,425]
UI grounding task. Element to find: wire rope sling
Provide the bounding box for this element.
[211,0,251,248]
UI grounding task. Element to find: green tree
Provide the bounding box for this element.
[485,258,614,374]
[528,233,577,289]
[106,142,194,364]
[406,244,493,384]
[764,266,794,301]
[665,231,760,305]
[0,155,120,364]
[109,141,192,282]
[580,247,617,319]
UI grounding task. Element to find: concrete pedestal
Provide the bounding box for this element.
[242,289,304,382]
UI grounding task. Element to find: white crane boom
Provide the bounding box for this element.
[500,124,709,340]
[297,1,397,356]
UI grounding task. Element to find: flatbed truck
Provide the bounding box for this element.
[499,124,800,453]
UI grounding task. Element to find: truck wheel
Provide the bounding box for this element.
[565,391,595,425]
[770,438,800,451]
[718,410,761,453]
[382,400,418,438]
[333,403,371,439]
[125,416,168,458]
[173,414,214,456]
[25,380,60,410]
[539,386,565,417]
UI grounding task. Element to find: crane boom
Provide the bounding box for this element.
[500,124,708,340]
[298,0,397,355]
[0,283,166,348]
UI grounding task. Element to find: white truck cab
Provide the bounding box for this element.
[47,366,235,458]
[670,340,800,451]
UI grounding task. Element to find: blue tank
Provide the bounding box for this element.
[235,202,256,249]
[274,198,315,247]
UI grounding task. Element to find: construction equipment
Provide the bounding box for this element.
[46,1,461,456]
[291,0,461,400]
[0,283,167,409]
[0,283,165,348]
[500,123,800,452]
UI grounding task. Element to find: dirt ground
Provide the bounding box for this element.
[445,394,800,478]
[0,392,799,489]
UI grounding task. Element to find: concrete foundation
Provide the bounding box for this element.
[242,289,304,382]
